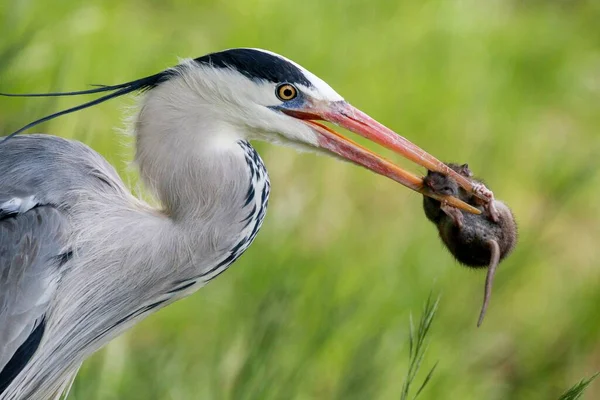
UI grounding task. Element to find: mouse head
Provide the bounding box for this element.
[423,171,460,196]
[422,163,472,196]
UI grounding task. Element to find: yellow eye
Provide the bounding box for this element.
[276,84,298,101]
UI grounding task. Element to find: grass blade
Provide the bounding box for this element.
[413,362,439,400]
[400,293,440,400]
[558,373,599,400]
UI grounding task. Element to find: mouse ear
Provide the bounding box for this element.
[459,164,473,177]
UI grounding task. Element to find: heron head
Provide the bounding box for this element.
[165,48,479,211]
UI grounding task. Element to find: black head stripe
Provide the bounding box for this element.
[194,49,313,87]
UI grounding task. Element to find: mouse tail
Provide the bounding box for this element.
[477,240,501,327]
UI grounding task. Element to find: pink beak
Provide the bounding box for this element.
[284,100,483,214]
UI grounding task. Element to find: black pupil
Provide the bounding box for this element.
[283,87,293,98]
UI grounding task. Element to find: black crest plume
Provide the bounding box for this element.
[0,70,173,143]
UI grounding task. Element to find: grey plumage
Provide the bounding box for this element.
[0,206,66,378]
[0,50,285,399]
[0,133,268,399]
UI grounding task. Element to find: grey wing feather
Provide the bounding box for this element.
[0,135,128,208]
[0,206,68,373]
[0,134,127,374]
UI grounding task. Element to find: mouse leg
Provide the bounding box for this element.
[472,182,499,222]
[477,239,501,327]
[440,203,464,228]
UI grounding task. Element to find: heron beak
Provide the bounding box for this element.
[283,100,482,213]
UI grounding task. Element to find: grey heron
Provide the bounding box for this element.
[0,48,483,399]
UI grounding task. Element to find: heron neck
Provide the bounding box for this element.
[137,134,254,223]
[131,81,271,281]
[135,135,270,284]
[133,79,250,220]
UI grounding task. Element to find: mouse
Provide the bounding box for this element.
[422,163,517,327]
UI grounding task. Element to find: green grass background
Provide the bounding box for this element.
[1,0,599,398]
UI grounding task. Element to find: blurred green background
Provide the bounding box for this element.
[1,0,600,398]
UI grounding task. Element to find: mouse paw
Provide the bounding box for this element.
[441,203,464,228]
[472,182,494,201]
[485,201,500,223]
[472,182,499,222]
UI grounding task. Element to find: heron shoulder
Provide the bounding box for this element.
[0,134,129,209]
